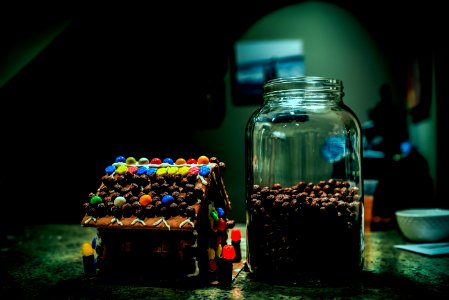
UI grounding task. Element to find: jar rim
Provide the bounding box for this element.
[263,76,343,95]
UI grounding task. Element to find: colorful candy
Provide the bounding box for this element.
[82,242,95,256]
[199,165,210,176]
[139,194,152,207]
[167,166,178,174]
[162,195,174,205]
[109,155,214,177]
[175,158,186,165]
[179,166,190,176]
[147,167,157,175]
[126,157,137,165]
[138,157,149,165]
[216,218,227,231]
[210,211,219,221]
[90,195,102,205]
[128,166,138,174]
[222,244,236,260]
[217,207,225,218]
[156,167,167,176]
[188,166,199,175]
[150,158,162,164]
[105,165,116,175]
[163,158,174,165]
[187,158,197,164]
[115,156,126,163]
[116,165,128,175]
[137,166,148,175]
[197,155,209,165]
[114,196,126,207]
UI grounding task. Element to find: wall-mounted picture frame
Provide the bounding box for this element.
[231,39,305,105]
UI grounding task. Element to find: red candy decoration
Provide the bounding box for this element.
[231,228,241,241]
[216,219,227,231]
[222,245,236,260]
[188,166,199,175]
[150,158,162,164]
[128,166,138,174]
[186,158,197,164]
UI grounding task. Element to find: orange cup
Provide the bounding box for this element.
[364,195,374,231]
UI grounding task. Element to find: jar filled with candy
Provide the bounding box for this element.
[245,76,364,282]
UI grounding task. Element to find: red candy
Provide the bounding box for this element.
[222,245,236,260]
[128,166,138,174]
[231,228,241,241]
[188,166,199,175]
[187,158,197,164]
[150,158,162,164]
[216,219,227,231]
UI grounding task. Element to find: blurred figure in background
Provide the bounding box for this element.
[365,84,435,230]
[368,83,408,159]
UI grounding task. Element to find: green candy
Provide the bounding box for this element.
[126,156,137,165]
[211,211,219,221]
[90,195,103,205]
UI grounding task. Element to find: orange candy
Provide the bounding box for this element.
[197,155,209,165]
[139,194,152,207]
[175,158,187,165]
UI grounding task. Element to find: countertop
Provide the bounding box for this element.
[1,224,448,299]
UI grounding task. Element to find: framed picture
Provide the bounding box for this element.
[231,39,305,105]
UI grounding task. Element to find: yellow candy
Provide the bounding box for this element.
[156,167,167,176]
[167,166,178,174]
[116,165,128,174]
[197,155,209,165]
[126,156,137,165]
[179,166,190,176]
[175,158,186,165]
[208,248,216,260]
[82,242,94,256]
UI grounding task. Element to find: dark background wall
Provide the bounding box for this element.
[0,1,445,225]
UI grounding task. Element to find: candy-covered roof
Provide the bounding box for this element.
[81,155,231,231]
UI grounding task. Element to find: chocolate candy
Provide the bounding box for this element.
[247,179,363,278]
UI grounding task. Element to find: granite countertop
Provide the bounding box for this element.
[1,224,448,299]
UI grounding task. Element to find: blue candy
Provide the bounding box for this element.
[162,195,175,205]
[217,207,225,217]
[163,158,174,165]
[105,165,116,175]
[147,167,157,175]
[137,166,149,175]
[199,165,210,176]
[115,156,126,163]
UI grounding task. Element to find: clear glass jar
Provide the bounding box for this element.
[245,76,364,282]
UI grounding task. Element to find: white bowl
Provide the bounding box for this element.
[395,208,449,242]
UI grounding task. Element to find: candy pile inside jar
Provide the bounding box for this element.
[247,179,363,278]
